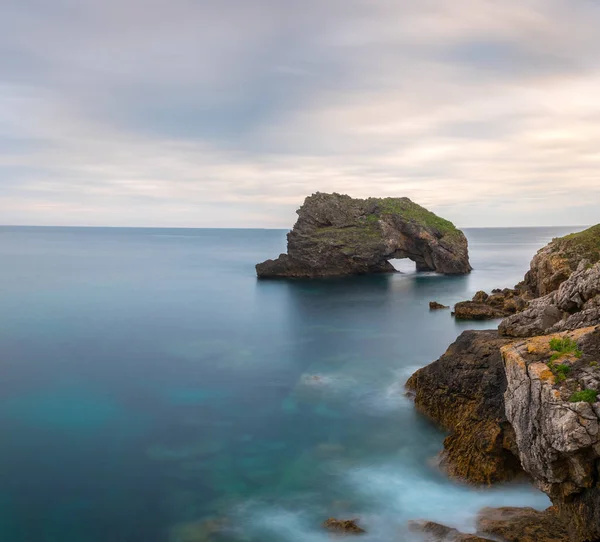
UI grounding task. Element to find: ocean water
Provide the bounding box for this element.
[0,225,581,542]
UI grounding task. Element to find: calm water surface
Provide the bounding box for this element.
[0,226,581,541]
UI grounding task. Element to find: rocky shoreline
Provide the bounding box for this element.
[407,225,600,542]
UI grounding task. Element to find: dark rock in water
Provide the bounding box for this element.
[256,192,472,278]
[453,301,506,320]
[476,507,569,542]
[453,289,527,320]
[408,520,492,541]
[406,330,523,485]
[322,517,365,534]
[429,301,449,310]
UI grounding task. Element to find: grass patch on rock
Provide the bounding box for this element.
[569,389,598,403]
[549,337,582,359]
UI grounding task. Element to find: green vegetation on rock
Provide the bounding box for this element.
[547,361,571,382]
[552,224,600,264]
[549,337,582,359]
[369,197,459,236]
[569,389,598,403]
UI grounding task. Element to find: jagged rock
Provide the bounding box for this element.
[408,520,491,541]
[499,294,562,337]
[521,224,600,297]
[256,193,471,278]
[476,507,569,542]
[406,330,523,484]
[453,289,527,320]
[502,328,600,541]
[322,517,365,534]
[501,261,600,337]
[429,301,449,310]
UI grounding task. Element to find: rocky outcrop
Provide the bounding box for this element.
[406,330,523,484]
[407,225,600,541]
[521,225,600,297]
[454,226,600,321]
[500,261,600,337]
[453,289,527,320]
[256,193,471,278]
[503,327,600,541]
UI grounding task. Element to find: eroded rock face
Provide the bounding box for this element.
[406,330,522,484]
[521,225,600,297]
[502,328,600,541]
[256,193,471,278]
[500,261,600,337]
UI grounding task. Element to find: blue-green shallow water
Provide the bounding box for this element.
[0,226,582,541]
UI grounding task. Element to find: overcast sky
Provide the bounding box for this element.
[1,0,599,228]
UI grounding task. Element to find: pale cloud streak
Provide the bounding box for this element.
[0,0,599,227]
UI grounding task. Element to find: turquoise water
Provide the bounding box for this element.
[0,226,579,541]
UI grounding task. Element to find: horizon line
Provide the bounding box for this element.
[0,224,591,231]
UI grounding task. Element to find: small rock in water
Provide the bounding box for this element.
[323,517,366,535]
[429,301,449,310]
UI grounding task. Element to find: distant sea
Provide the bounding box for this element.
[0,226,581,541]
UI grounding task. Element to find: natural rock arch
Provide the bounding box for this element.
[256,193,472,278]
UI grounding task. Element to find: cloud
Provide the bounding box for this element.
[0,0,599,227]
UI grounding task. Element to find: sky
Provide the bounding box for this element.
[1,0,600,228]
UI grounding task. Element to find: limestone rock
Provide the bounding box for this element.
[406,330,523,484]
[256,193,471,278]
[521,224,600,297]
[502,328,600,541]
[322,517,365,534]
[500,261,600,337]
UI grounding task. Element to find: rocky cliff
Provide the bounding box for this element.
[521,225,600,297]
[452,225,600,322]
[406,330,522,485]
[256,193,472,278]
[407,224,600,541]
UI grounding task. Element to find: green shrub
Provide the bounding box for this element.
[590,361,598,368]
[549,337,582,358]
[548,361,571,382]
[569,390,598,403]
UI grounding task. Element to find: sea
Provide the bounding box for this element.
[0,226,582,542]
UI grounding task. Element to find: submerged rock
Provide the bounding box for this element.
[256,192,471,278]
[322,517,365,534]
[406,330,523,484]
[476,507,569,542]
[408,520,491,541]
